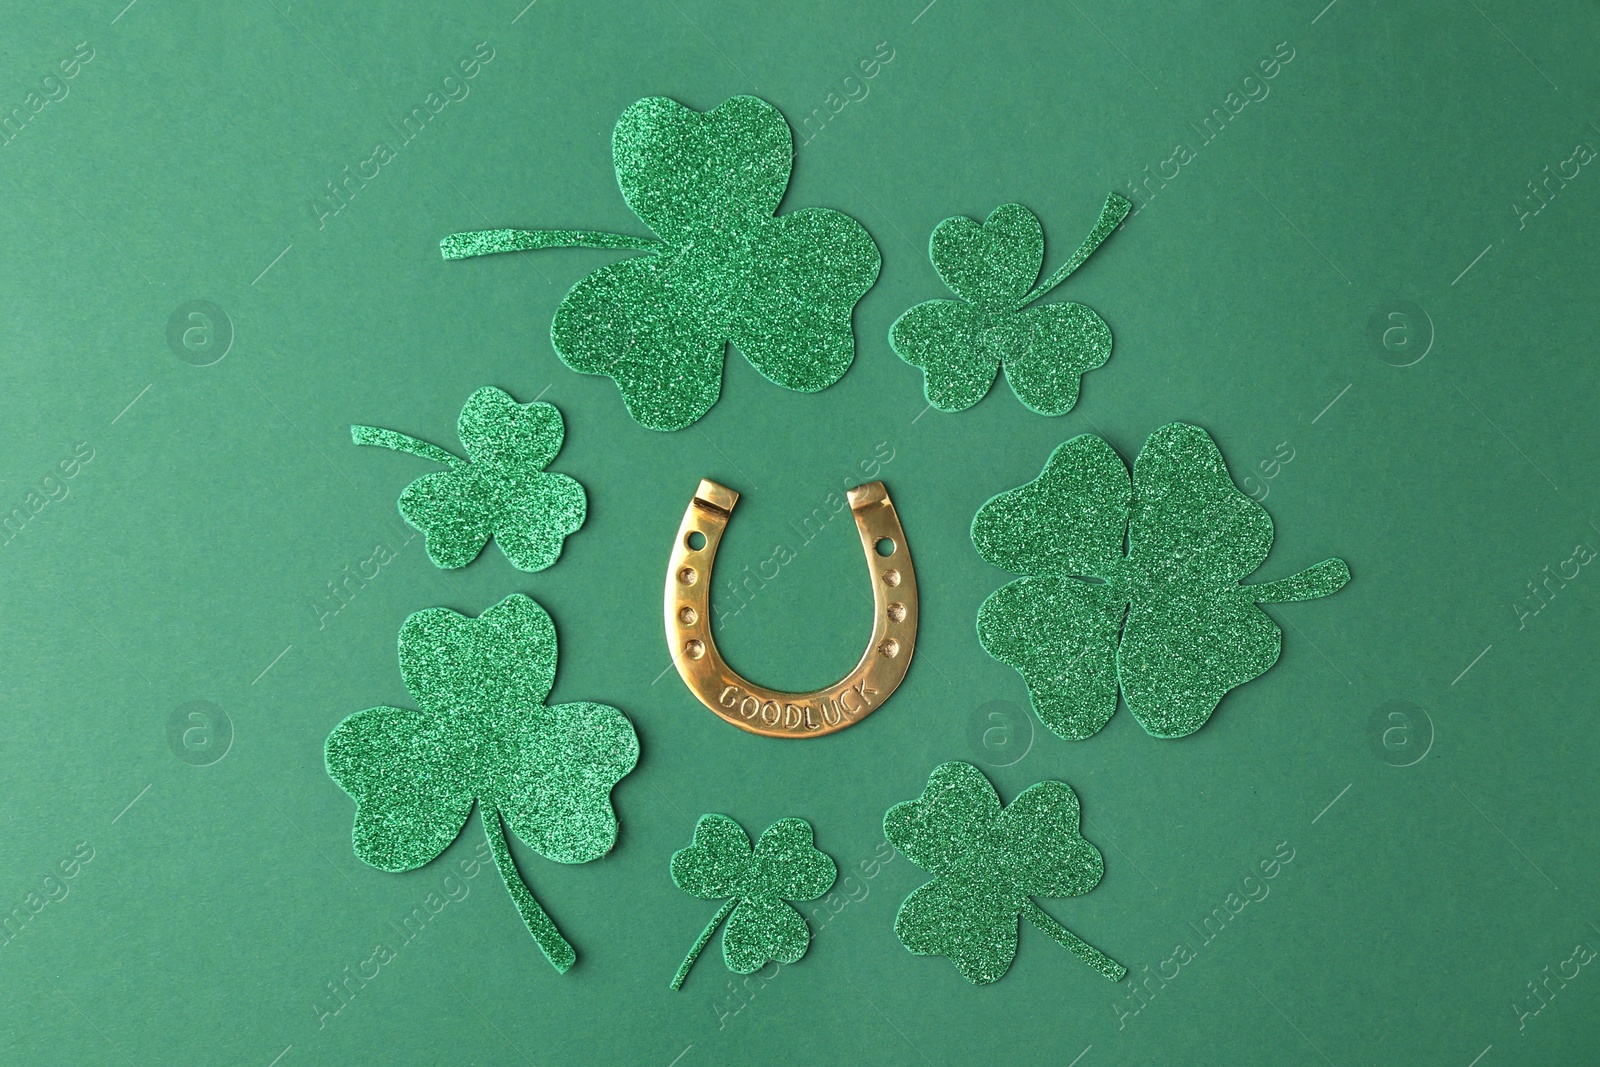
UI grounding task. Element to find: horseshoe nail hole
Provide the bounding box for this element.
[875,537,896,557]
[882,568,901,587]
[878,638,900,658]
[684,639,705,660]
[685,530,707,551]
[678,566,698,585]
[679,606,698,626]
[886,602,906,623]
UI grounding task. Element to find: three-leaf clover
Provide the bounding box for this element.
[325,594,638,972]
[973,423,1352,740]
[352,386,586,571]
[440,95,882,431]
[890,194,1131,415]
[885,761,1124,984]
[668,814,836,990]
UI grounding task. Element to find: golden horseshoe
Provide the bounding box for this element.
[665,479,919,738]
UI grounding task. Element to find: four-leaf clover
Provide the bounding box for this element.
[441,95,882,431]
[352,386,586,571]
[885,761,1124,984]
[668,814,836,990]
[325,594,638,972]
[890,194,1130,415]
[974,423,1351,740]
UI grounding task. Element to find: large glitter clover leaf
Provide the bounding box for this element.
[325,594,638,973]
[889,195,1131,415]
[440,95,882,431]
[973,423,1352,740]
[351,387,586,572]
[885,761,1124,984]
[667,814,836,990]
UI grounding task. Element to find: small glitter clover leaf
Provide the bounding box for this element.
[667,814,836,990]
[351,386,586,571]
[884,761,1124,984]
[973,423,1352,740]
[324,594,638,973]
[889,194,1131,415]
[439,95,882,432]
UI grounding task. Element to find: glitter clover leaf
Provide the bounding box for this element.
[352,386,586,571]
[325,594,638,973]
[889,195,1130,415]
[668,814,836,990]
[884,761,1124,984]
[440,95,882,431]
[973,423,1352,740]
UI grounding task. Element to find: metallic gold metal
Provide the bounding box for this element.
[665,479,919,738]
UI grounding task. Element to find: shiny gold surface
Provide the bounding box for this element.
[664,479,919,738]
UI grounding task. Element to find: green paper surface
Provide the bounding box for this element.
[6,2,1600,1065]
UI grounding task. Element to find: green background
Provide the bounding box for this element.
[3,0,1598,1063]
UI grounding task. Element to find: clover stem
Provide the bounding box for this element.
[484,805,578,973]
[350,425,465,469]
[1022,900,1126,981]
[440,229,661,260]
[1248,558,1352,603]
[670,898,738,991]
[1014,192,1133,308]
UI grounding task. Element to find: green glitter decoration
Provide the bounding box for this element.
[889,195,1131,415]
[667,814,836,990]
[324,594,639,973]
[440,95,882,432]
[351,386,586,572]
[884,761,1124,984]
[973,423,1352,740]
